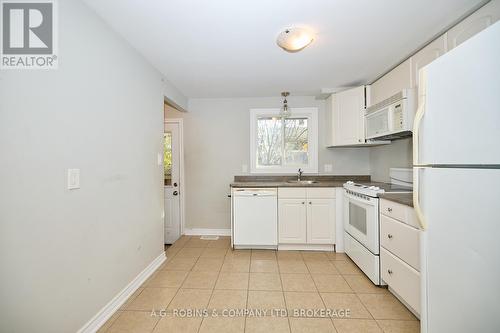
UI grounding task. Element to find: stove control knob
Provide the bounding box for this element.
[346,181,354,185]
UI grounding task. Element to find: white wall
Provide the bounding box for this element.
[0,1,164,332]
[163,78,188,111]
[369,138,413,182]
[165,96,370,230]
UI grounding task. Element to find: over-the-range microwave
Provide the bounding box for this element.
[365,89,417,140]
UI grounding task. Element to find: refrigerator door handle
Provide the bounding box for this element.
[413,69,427,166]
[413,68,427,230]
[413,167,427,230]
[413,102,427,229]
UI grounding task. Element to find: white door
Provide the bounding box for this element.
[306,199,335,244]
[278,199,307,244]
[164,122,181,244]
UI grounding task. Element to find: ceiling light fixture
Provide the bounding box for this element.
[276,27,314,52]
[280,91,291,118]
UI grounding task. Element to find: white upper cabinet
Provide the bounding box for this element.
[411,34,447,89]
[326,86,367,147]
[370,1,500,107]
[370,59,413,106]
[447,0,500,50]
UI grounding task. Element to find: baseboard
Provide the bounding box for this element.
[388,286,421,319]
[184,228,231,236]
[77,252,166,333]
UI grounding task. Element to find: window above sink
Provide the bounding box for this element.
[250,108,318,174]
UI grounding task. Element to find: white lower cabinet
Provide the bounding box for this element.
[278,199,307,244]
[278,188,336,246]
[380,198,421,316]
[307,199,336,244]
[381,247,420,314]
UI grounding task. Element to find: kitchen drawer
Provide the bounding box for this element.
[345,232,380,285]
[380,214,420,271]
[381,247,420,315]
[306,188,336,198]
[278,187,307,198]
[380,199,418,228]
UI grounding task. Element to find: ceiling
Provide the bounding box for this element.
[83,0,485,98]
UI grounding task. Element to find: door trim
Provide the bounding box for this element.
[164,118,185,237]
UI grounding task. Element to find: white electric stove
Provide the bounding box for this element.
[343,168,413,285]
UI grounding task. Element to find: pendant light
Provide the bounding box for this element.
[280,92,291,119]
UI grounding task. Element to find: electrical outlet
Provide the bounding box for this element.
[67,169,80,189]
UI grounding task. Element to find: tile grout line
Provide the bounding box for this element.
[195,241,224,333]
[303,253,332,325]
[151,239,197,333]
[276,251,292,333]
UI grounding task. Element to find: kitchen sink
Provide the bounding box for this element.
[286,180,319,184]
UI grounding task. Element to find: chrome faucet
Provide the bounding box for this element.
[297,168,303,181]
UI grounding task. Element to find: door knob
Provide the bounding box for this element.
[173,191,178,196]
[387,269,393,275]
[387,207,393,212]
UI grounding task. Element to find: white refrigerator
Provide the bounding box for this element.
[414,22,500,332]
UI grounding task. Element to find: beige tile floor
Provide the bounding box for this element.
[98,236,420,333]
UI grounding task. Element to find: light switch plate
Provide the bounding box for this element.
[67,169,80,190]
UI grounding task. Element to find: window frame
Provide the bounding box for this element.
[249,107,318,174]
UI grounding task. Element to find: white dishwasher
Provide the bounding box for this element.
[232,188,277,249]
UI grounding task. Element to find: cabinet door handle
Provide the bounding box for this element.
[302,202,305,205]
[309,201,312,205]
[387,207,393,212]
[387,269,393,275]
[387,234,393,239]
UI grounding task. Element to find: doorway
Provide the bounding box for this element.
[164,119,184,244]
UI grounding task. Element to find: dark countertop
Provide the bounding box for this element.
[230,181,350,188]
[230,175,371,188]
[378,192,414,207]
